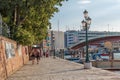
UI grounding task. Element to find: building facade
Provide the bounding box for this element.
[65,30,78,48]
[65,30,120,48]
[51,31,65,51]
[42,30,120,51]
[42,30,65,51]
[112,41,120,51]
[41,30,51,52]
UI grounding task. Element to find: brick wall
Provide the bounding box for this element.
[0,36,29,80]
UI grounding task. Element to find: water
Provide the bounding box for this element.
[106,53,120,74]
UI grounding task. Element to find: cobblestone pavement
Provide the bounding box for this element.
[7,57,120,80]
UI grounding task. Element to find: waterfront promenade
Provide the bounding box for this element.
[7,57,120,80]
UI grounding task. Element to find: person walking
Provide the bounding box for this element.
[46,50,49,58]
[30,48,41,64]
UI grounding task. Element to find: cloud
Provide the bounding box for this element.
[77,0,91,4]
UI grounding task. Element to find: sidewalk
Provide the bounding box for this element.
[7,57,120,80]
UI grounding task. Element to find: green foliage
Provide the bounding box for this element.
[0,0,67,45]
[15,26,35,45]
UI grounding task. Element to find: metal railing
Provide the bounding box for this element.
[0,14,10,37]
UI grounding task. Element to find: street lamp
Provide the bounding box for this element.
[51,30,55,59]
[81,10,92,69]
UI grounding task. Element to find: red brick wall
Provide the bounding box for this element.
[0,36,29,80]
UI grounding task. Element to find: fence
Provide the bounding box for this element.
[0,14,10,38]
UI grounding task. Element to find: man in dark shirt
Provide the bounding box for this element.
[31,48,41,64]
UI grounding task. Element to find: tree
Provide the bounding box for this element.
[0,0,67,45]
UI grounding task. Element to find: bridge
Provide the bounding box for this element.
[71,35,120,50]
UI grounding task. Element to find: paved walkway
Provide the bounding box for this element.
[7,57,120,80]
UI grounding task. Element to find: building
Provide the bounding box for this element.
[42,30,65,52]
[65,30,78,48]
[65,30,120,48]
[41,30,120,51]
[41,30,51,52]
[51,31,65,51]
[112,41,120,51]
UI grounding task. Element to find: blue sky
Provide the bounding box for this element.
[50,0,120,32]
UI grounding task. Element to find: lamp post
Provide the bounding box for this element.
[51,30,55,59]
[81,10,92,69]
[53,42,55,59]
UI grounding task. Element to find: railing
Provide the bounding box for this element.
[0,14,10,38]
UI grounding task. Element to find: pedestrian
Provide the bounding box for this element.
[46,50,49,57]
[30,48,41,64]
[43,50,46,57]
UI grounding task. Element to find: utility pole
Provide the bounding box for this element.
[108,24,110,35]
[108,24,109,32]
[57,19,59,51]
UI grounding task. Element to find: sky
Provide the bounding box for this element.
[50,0,120,32]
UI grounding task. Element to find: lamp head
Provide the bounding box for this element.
[83,10,88,19]
[86,17,91,25]
[81,20,86,27]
